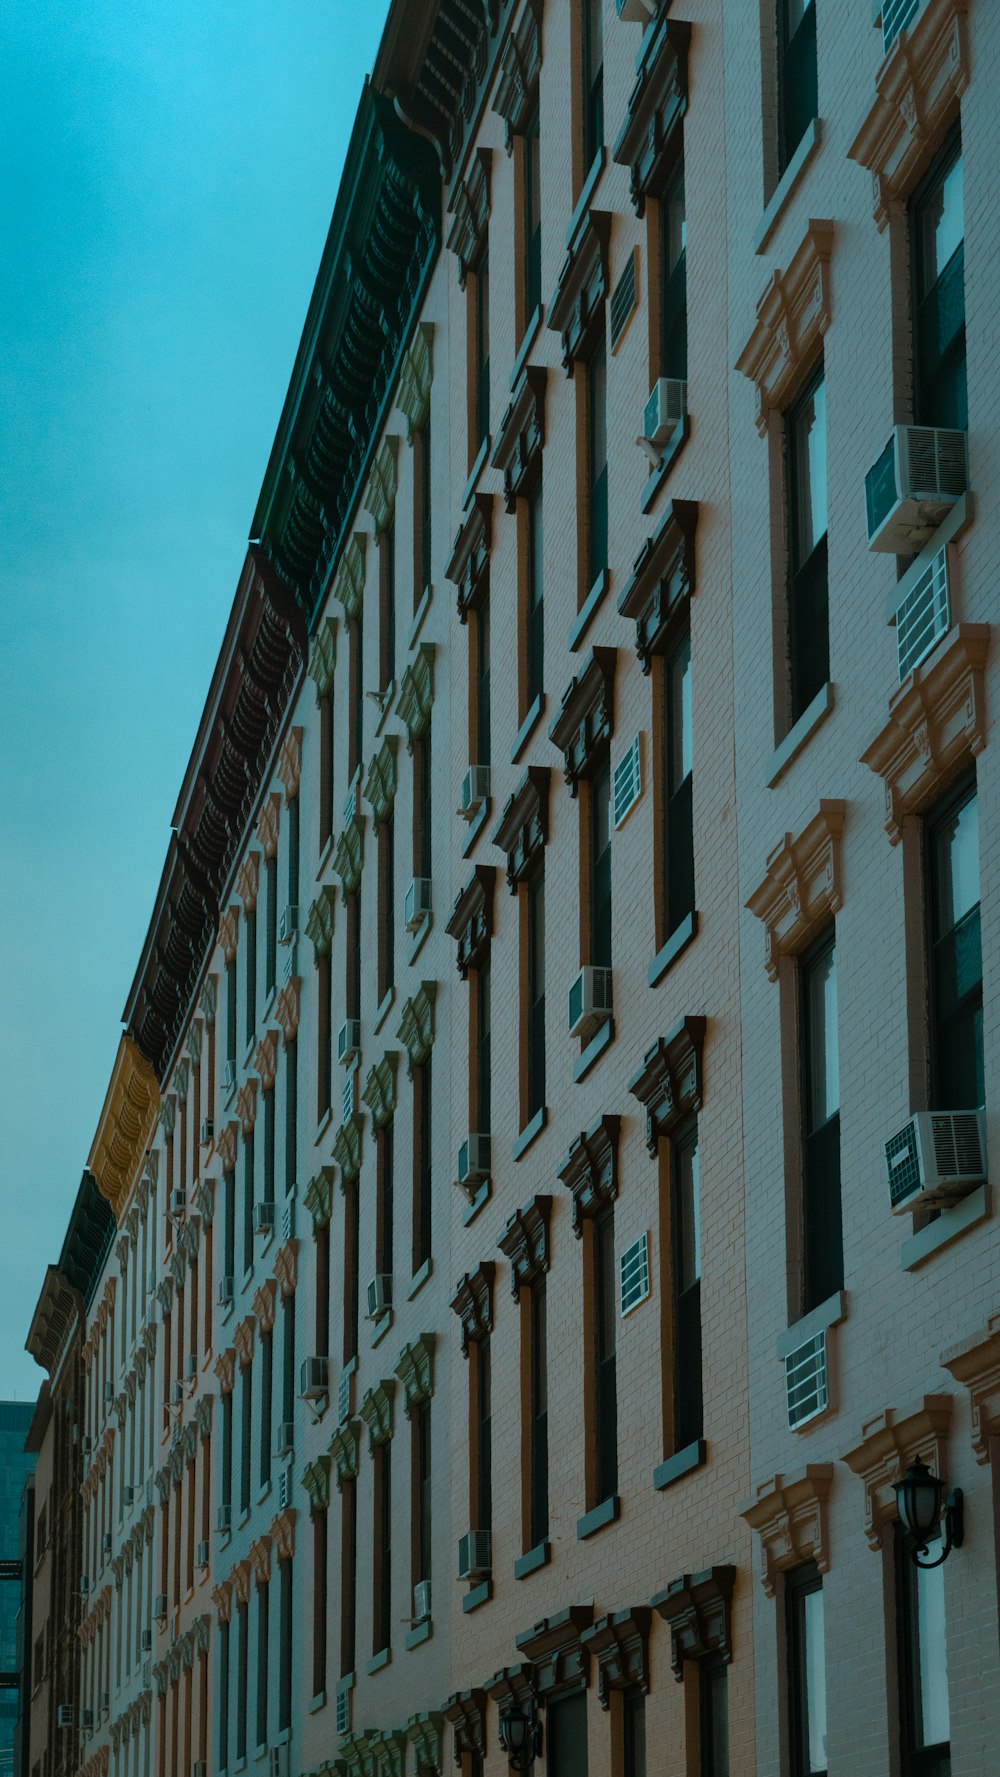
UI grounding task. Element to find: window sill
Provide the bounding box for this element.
[374,987,395,1034]
[462,796,492,858]
[310,1690,327,1714]
[567,147,607,245]
[370,1307,394,1349]
[462,1578,492,1614]
[648,911,698,986]
[574,1018,614,1083]
[569,566,611,654]
[653,1438,707,1491]
[514,1540,551,1579]
[511,693,546,764]
[409,582,433,650]
[577,1494,620,1540]
[407,1258,433,1301]
[405,1617,433,1650]
[510,304,545,390]
[754,118,822,255]
[513,1105,548,1161]
[462,1178,492,1225]
[641,419,690,516]
[238,1507,251,1529]
[901,1184,989,1271]
[765,682,834,788]
[462,434,492,511]
[408,911,433,965]
[776,1289,848,1360]
[367,1646,392,1675]
[255,1479,272,1508]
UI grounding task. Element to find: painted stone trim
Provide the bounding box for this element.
[581,1607,652,1706]
[446,147,493,285]
[741,1465,835,1596]
[735,219,835,434]
[860,625,989,843]
[396,981,437,1077]
[364,736,399,825]
[361,1051,399,1132]
[492,365,547,511]
[548,209,613,374]
[618,499,699,672]
[273,1237,298,1301]
[236,1077,258,1137]
[516,1604,595,1700]
[941,1315,1000,1464]
[450,1262,496,1356]
[498,1195,552,1297]
[307,615,338,698]
[446,865,495,976]
[333,1113,364,1184]
[329,1419,361,1488]
[549,648,617,793]
[443,1688,488,1763]
[493,767,549,889]
[333,813,365,896]
[255,1030,278,1095]
[848,0,970,230]
[277,726,304,803]
[332,533,368,625]
[446,492,494,619]
[306,886,337,959]
[397,644,435,749]
[650,1569,735,1681]
[302,1455,332,1513]
[612,14,691,215]
[397,321,434,441]
[363,435,400,537]
[249,1534,272,1588]
[252,1278,277,1336]
[745,800,847,980]
[218,906,239,964]
[270,1506,296,1562]
[629,1017,706,1153]
[486,1662,539,1719]
[359,1377,396,1450]
[493,0,542,147]
[842,1395,955,1550]
[394,1332,436,1414]
[304,1166,336,1232]
[233,1316,256,1370]
[557,1115,621,1237]
[405,1712,445,1771]
[199,974,217,1027]
[217,1119,239,1174]
[274,976,302,1046]
[235,851,260,914]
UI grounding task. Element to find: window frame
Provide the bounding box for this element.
[910,128,966,431]
[785,1560,828,1777]
[925,771,982,1112]
[777,0,818,178]
[785,363,829,726]
[798,926,843,1314]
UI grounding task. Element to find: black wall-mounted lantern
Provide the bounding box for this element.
[894,1456,964,1568]
[498,1707,543,1771]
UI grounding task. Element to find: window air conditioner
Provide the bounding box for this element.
[884,1109,986,1213]
[169,1189,187,1218]
[337,1019,361,1066]
[200,1117,214,1147]
[639,377,687,465]
[865,425,968,552]
[882,0,921,55]
[253,1200,275,1236]
[457,1134,491,1193]
[278,904,299,944]
[568,965,613,1039]
[404,876,432,932]
[412,1579,432,1624]
[459,765,491,818]
[218,1275,234,1307]
[300,1356,329,1401]
[56,1705,73,1729]
[216,1504,232,1535]
[457,1528,492,1580]
[196,1540,210,1569]
[140,1628,153,1653]
[366,1274,392,1319]
[276,1422,295,1460]
[153,1594,168,1620]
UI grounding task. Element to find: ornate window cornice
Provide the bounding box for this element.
[304,1166,336,1233]
[249,1534,272,1588]
[443,1688,487,1764]
[396,980,437,1077]
[217,1119,239,1174]
[446,865,495,976]
[333,1112,364,1184]
[236,1077,258,1137]
[848,0,970,230]
[446,147,493,284]
[332,533,367,625]
[612,15,691,214]
[557,1115,621,1236]
[277,726,304,803]
[842,1395,955,1550]
[493,766,549,889]
[255,1030,278,1096]
[302,1455,332,1513]
[581,1607,652,1706]
[333,812,365,896]
[218,906,239,965]
[650,1569,735,1681]
[741,1465,834,1595]
[328,1418,360,1488]
[307,617,338,699]
[270,1506,296,1563]
[735,219,835,434]
[498,1194,551,1297]
[745,800,847,980]
[252,1278,277,1335]
[394,1332,436,1415]
[192,1176,215,1226]
[305,886,337,959]
[273,1237,298,1301]
[549,648,617,793]
[516,1604,595,1701]
[87,1035,160,1223]
[860,624,989,843]
[235,851,260,915]
[493,0,542,147]
[274,976,301,1047]
[361,1051,399,1131]
[231,1559,252,1611]
[628,1017,706,1153]
[397,321,434,441]
[406,1713,445,1773]
[450,1261,496,1356]
[618,500,698,672]
[492,366,547,511]
[363,436,400,538]
[941,1315,1000,1465]
[364,736,399,826]
[547,209,612,374]
[397,643,435,749]
[199,974,217,1027]
[446,492,494,619]
[233,1317,255,1370]
[359,1377,396,1450]
[486,1662,538,1719]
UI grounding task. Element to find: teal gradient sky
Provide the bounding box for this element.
[0,1,390,1398]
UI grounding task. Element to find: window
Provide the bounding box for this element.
[474,251,490,456]
[586,337,608,592]
[413,1399,432,1590]
[221,1391,233,1519]
[912,133,966,430]
[259,1329,272,1488]
[263,1087,275,1206]
[315,1224,330,1361]
[415,415,432,606]
[226,956,237,1070]
[235,1601,248,1763]
[278,1557,292,1733]
[244,908,256,1047]
[526,869,546,1121]
[373,1443,392,1655]
[523,105,542,321]
[663,625,694,940]
[475,601,491,770]
[589,757,612,968]
[340,1476,357,1679]
[285,1035,298,1193]
[218,1619,230,1770]
[281,1292,295,1431]
[242,1129,254,1276]
[255,1576,269,1748]
[474,1333,492,1534]
[701,1659,730,1777]
[786,1563,827,1777]
[582,0,604,171]
[593,1205,617,1504]
[312,1507,327,1701]
[660,159,687,381]
[475,959,492,1133]
[786,367,828,724]
[317,952,332,1122]
[414,728,432,882]
[528,1275,548,1550]
[379,521,396,693]
[288,794,300,914]
[896,1527,951,1777]
[778,0,817,177]
[412,1057,432,1275]
[927,776,982,1111]
[343,1178,359,1364]
[319,692,336,853]
[346,891,361,1023]
[376,1121,394,1279]
[548,1692,589,1777]
[623,1688,646,1777]
[223,1168,235,1286]
[800,930,842,1312]
[526,475,544,709]
[672,1123,703,1452]
[350,613,364,782]
[240,1365,252,1516]
[378,817,395,1004]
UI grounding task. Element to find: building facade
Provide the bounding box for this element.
[21,1,1000,1775]
[1,1404,35,1777]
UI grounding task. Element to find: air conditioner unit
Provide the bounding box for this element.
[459,764,491,818]
[404,877,432,931]
[882,0,921,55]
[278,904,299,944]
[140,1628,153,1653]
[218,1275,234,1307]
[80,1709,94,1731]
[169,1189,187,1218]
[457,1528,492,1580]
[253,1200,275,1235]
[568,964,613,1039]
[196,1540,210,1569]
[639,377,687,465]
[885,1109,986,1213]
[865,425,968,552]
[153,1594,168,1620]
[270,1746,289,1777]
[56,1705,73,1729]
[337,1019,361,1065]
[457,1134,491,1192]
[216,1504,232,1535]
[200,1117,214,1147]
[185,1353,199,1380]
[366,1274,392,1319]
[223,1059,237,1094]
[300,1356,329,1401]
[412,1579,432,1624]
[337,1370,353,1425]
[276,1422,295,1459]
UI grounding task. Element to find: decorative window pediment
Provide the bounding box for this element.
[217,1119,239,1174]
[236,1078,258,1137]
[233,1316,256,1370]
[848,0,970,230]
[368,1730,406,1777]
[249,1534,272,1588]
[842,1394,954,1550]
[487,1663,539,1718]
[493,0,542,146]
[746,800,847,980]
[446,492,494,619]
[252,1278,277,1335]
[172,1058,190,1104]
[359,1377,396,1450]
[277,726,304,803]
[612,15,691,214]
[192,1176,215,1226]
[443,1689,487,1763]
[306,886,337,959]
[450,1261,496,1356]
[218,907,239,964]
[493,767,549,889]
[446,865,495,976]
[194,1395,212,1442]
[275,976,302,1047]
[396,980,437,1077]
[270,1506,296,1563]
[446,148,493,284]
[333,1112,364,1184]
[618,500,698,672]
[581,1607,652,1706]
[405,1713,444,1773]
[364,737,399,826]
[549,648,617,793]
[363,437,400,538]
[860,624,988,843]
[307,615,338,698]
[199,974,217,1027]
[212,1578,234,1624]
[498,1194,552,1297]
[397,322,434,441]
[396,644,435,750]
[304,1166,336,1232]
[628,1016,706,1153]
[741,1465,834,1595]
[361,1051,399,1131]
[394,1332,436,1415]
[492,366,547,511]
[273,1237,298,1302]
[255,1030,278,1095]
[735,219,834,434]
[516,1604,595,1701]
[332,533,367,624]
[650,1569,735,1681]
[333,812,365,896]
[942,1316,1000,1465]
[302,1455,332,1513]
[548,209,612,374]
[557,1115,621,1237]
[235,851,260,914]
[328,1418,360,1488]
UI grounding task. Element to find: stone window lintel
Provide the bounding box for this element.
[735,219,834,434]
[745,800,847,980]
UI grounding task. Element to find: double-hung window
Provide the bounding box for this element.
[526,476,544,710]
[896,1526,951,1776]
[912,133,966,431]
[787,367,829,724]
[589,757,612,969]
[672,1123,703,1453]
[526,869,546,1122]
[786,1562,828,1777]
[583,0,604,171]
[800,930,842,1312]
[778,0,817,177]
[593,1205,617,1505]
[586,338,609,592]
[660,159,687,383]
[524,106,542,322]
[474,252,490,457]
[664,626,694,940]
[528,1275,548,1550]
[927,776,982,1110]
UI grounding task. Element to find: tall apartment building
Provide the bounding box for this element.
[0,1404,35,1777]
[21,2,1000,1775]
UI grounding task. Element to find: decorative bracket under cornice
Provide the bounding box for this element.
[450,1262,496,1356]
[848,0,970,230]
[492,365,547,510]
[493,766,549,889]
[735,219,834,434]
[557,1115,621,1236]
[498,1194,552,1297]
[650,1570,735,1681]
[741,1465,834,1595]
[612,14,691,215]
[745,800,846,980]
[618,500,699,672]
[446,492,494,620]
[859,624,988,842]
[842,1394,954,1550]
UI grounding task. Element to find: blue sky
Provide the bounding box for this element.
[0,1,390,1398]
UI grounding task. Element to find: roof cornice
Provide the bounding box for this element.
[88,1035,160,1222]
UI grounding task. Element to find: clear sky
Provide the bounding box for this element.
[0,0,391,1399]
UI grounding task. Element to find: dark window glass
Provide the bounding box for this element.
[347,892,361,1022]
[264,1086,275,1204]
[351,613,363,782]
[218,1620,230,1769]
[256,1577,269,1747]
[235,1603,248,1762]
[527,870,546,1119]
[800,930,842,1311]
[594,1206,617,1503]
[221,1390,233,1513]
[343,1179,359,1364]
[416,1400,432,1586]
[340,1477,357,1678]
[415,730,432,880]
[664,626,694,937]
[374,1443,391,1654]
[590,759,612,968]
[778,0,817,176]
[244,910,256,1046]
[259,1329,272,1487]
[377,1121,394,1277]
[912,135,966,430]
[583,0,604,168]
[381,522,396,692]
[285,1035,297,1193]
[378,817,395,1002]
[319,691,336,853]
[476,602,491,769]
[278,1557,292,1733]
[787,368,829,722]
[701,1659,730,1777]
[524,107,542,319]
[288,796,300,911]
[661,159,687,380]
[476,252,490,451]
[240,1366,251,1516]
[476,1334,492,1532]
[226,958,237,1065]
[624,1689,646,1777]
[477,960,492,1133]
[317,953,332,1121]
[787,1563,828,1777]
[529,1275,548,1548]
[896,1526,951,1777]
[527,475,544,706]
[419,415,433,599]
[265,854,278,995]
[282,1292,295,1425]
[242,1130,255,1276]
[672,1123,703,1450]
[928,778,982,1109]
[548,1692,589,1777]
[224,1169,235,1283]
[587,338,608,589]
[414,1058,433,1272]
[312,1508,327,1699]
